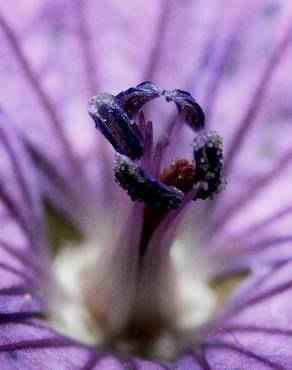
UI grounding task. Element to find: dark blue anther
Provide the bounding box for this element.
[114,153,184,209]
[193,130,223,200]
[116,81,161,119]
[163,89,205,131]
[88,93,143,160]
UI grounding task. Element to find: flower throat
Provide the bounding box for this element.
[52,82,224,358]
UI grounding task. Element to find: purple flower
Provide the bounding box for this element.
[1,1,292,369]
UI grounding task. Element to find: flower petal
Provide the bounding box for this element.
[176,352,205,369]
[0,318,96,369]
[0,115,47,317]
[186,260,292,368]
[0,316,173,369]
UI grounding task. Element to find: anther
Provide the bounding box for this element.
[163,89,205,131]
[88,93,143,159]
[116,81,160,119]
[193,130,224,200]
[114,153,184,210]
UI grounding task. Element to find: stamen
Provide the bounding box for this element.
[116,82,160,119]
[163,89,205,130]
[114,153,183,210]
[88,93,143,159]
[193,130,224,200]
[89,85,223,210]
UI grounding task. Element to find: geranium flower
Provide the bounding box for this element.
[1,1,292,368]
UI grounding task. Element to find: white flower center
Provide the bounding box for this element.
[48,236,218,358]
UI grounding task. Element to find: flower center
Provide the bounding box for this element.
[48,224,246,360]
[46,83,227,360]
[50,233,219,359]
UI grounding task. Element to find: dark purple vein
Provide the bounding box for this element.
[185,351,212,370]
[0,262,32,283]
[212,146,292,233]
[224,19,292,176]
[0,240,41,275]
[204,341,286,369]
[79,352,101,370]
[221,325,292,337]
[0,13,81,175]
[73,0,98,95]
[204,2,248,123]
[0,180,32,239]
[226,278,292,318]
[0,312,42,321]
[0,337,83,352]
[0,286,32,296]
[143,0,172,81]
[26,141,80,203]
[0,121,34,212]
[124,358,138,370]
[218,233,292,258]
[222,203,292,245]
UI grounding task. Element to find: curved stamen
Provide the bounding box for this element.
[116,82,161,119]
[193,131,224,200]
[88,93,143,159]
[163,89,205,130]
[114,153,184,210]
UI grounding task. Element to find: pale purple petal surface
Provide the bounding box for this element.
[0,114,47,318]
[192,261,292,369]
[1,0,292,369]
